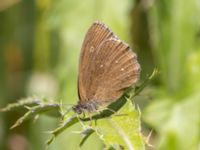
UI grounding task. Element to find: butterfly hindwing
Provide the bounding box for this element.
[89,38,140,104]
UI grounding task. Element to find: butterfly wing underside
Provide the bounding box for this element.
[78,22,140,105]
[78,22,115,102]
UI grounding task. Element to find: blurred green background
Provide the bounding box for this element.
[0,0,200,150]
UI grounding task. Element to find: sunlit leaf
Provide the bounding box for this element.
[94,100,145,150]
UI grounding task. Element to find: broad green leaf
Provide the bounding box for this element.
[93,100,145,150]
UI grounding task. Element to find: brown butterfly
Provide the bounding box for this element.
[73,21,140,114]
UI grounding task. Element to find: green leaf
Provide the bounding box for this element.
[10,103,60,129]
[93,99,145,150]
[79,127,95,147]
[46,115,79,145]
[0,97,41,112]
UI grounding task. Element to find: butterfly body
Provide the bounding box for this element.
[73,101,98,114]
[73,21,140,114]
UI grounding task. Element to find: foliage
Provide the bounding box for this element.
[142,0,200,149]
[0,0,200,149]
[0,70,157,149]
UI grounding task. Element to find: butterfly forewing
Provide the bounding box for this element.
[78,22,115,102]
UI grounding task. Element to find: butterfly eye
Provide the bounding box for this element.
[72,105,82,114]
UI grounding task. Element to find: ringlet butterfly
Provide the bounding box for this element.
[73,21,140,114]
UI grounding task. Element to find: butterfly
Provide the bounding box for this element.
[73,21,140,114]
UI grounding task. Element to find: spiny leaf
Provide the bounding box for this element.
[10,103,60,129]
[46,115,78,145]
[134,68,158,98]
[93,99,145,150]
[46,135,55,147]
[79,127,95,147]
[0,97,41,112]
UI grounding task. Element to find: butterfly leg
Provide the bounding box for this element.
[82,111,86,118]
[87,112,93,126]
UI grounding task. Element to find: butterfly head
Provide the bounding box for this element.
[72,104,83,114]
[72,101,98,114]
